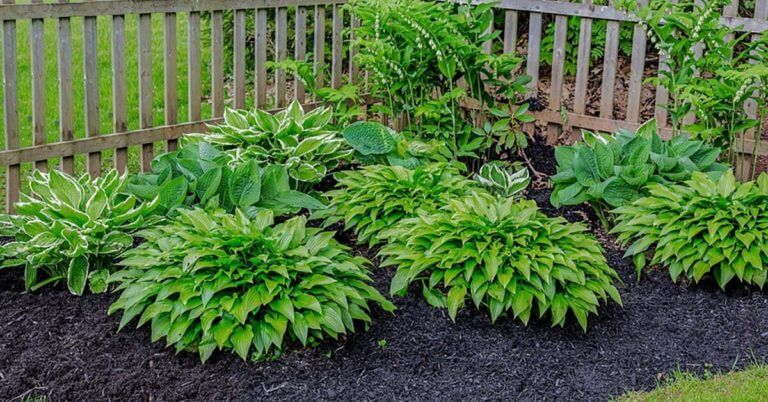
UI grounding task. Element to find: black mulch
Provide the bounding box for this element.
[2,141,768,401]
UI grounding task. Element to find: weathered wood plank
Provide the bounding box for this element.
[233,8,247,109]
[525,12,542,97]
[546,15,567,145]
[313,5,326,92]
[188,11,202,121]
[84,14,101,177]
[275,6,288,107]
[58,0,75,174]
[255,7,268,108]
[503,10,518,54]
[599,14,620,119]
[111,14,128,174]
[138,12,153,171]
[164,12,178,151]
[331,3,343,89]
[211,10,224,117]
[2,0,20,213]
[31,0,46,171]
[626,0,648,123]
[295,5,308,102]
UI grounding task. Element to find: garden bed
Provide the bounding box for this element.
[1,141,766,401]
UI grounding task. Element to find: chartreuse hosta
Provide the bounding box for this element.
[109,208,395,362]
[550,119,728,227]
[128,140,325,217]
[612,170,768,289]
[379,191,622,331]
[192,101,352,189]
[0,169,157,295]
[314,162,478,246]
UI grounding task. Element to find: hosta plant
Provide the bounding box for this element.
[192,101,352,188]
[341,121,451,168]
[313,162,477,246]
[550,119,728,227]
[612,170,768,289]
[473,161,530,198]
[128,140,324,217]
[379,192,622,330]
[1,169,157,295]
[109,209,395,362]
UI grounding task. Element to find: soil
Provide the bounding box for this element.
[2,141,768,402]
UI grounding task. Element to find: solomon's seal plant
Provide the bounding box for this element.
[1,169,157,295]
[193,101,352,188]
[473,161,530,198]
[550,120,727,227]
[612,170,768,289]
[379,192,622,330]
[128,140,324,217]
[314,162,477,246]
[109,209,395,362]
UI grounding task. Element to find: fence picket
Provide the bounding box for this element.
[276,7,289,107]
[331,4,343,89]
[626,0,648,124]
[188,11,202,121]
[84,14,101,176]
[599,15,620,119]
[165,12,179,151]
[2,0,20,213]
[255,8,268,108]
[58,0,75,174]
[314,5,326,92]
[211,10,225,117]
[546,15,567,145]
[234,9,247,109]
[31,0,46,172]
[503,10,518,54]
[138,13,153,171]
[573,2,593,121]
[295,6,308,102]
[112,14,128,173]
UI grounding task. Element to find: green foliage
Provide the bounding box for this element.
[128,140,324,217]
[193,101,352,188]
[349,0,532,157]
[379,192,622,330]
[550,120,728,226]
[612,171,768,289]
[341,121,451,168]
[473,161,530,198]
[1,170,156,295]
[314,162,477,246]
[109,208,395,362]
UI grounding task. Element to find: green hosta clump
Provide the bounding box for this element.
[314,162,477,246]
[109,208,394,362]
[1,169,157,295]
[612,170,768,289]
[473,161,530,198]
[551,120,728,226]
[193,101,352,187]
[342,121,451,168]
[380,192,622,330]
[128,140,324,217]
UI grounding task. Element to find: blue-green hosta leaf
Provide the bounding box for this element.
[158,176,188,210]
[229,160,262,208]
[603,178,640,207]
[573,146,600,186]
[342,121,396,156]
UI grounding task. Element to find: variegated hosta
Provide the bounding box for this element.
[313,162,477,246]
[380,192,622,331]
[109,209,395,362]
[473,161,530,198]
[612,170,768,289]
[192,101,352,188]
[1,169,157,295]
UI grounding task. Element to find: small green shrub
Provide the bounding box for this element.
[550,120,728,226]
[473,161,530,198]
[380,192,622,330]
[341,121,451,168]
[612,170,768,288]
[128,140,324,217]
[1,169,157,295]
[109,208,394,362]
[314,162,477,246]
[192,101,351,188]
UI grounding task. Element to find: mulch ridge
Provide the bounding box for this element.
[1,140,767,401]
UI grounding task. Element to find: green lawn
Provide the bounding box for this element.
[0,13,233,207]
[620,365,768,402]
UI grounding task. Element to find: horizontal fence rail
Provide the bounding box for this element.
[1,0,767,213]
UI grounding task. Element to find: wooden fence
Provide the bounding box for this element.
[1,0,767,213]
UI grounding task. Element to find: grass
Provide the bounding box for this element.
[620,364,768,402]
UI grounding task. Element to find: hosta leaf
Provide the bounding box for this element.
[67,255,89,296]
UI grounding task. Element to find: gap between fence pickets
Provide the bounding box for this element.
[0,99,373,167]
